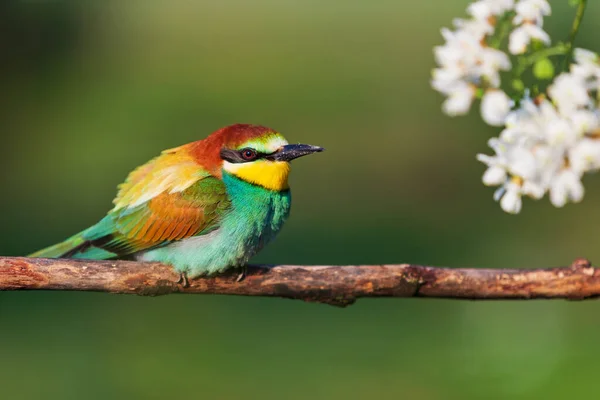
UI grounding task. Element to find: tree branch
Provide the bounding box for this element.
[0,257,598,306]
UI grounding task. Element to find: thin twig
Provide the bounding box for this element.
[561,0,588,71]
[0,257,598,307]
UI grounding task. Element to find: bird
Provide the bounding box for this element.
[30,124,324,284]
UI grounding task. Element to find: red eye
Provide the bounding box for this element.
[241,148,257,161]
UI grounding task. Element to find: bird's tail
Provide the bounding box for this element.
[29,231,90,258]
[28,219,116,260]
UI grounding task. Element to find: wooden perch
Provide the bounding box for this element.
[0,257,599,306]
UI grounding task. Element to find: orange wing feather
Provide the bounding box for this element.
[96,145,230,255]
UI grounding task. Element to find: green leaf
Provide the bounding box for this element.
[569,0,582,7]
[533,58,555,80]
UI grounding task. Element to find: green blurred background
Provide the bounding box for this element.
[2,1,600,399]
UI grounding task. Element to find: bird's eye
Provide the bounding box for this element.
[240,148,258,161]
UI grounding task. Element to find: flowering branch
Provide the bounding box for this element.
[432,0,599,214]
[1,257,600,307]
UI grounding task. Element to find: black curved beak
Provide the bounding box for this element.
[267,144,325,162]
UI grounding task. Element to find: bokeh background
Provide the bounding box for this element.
[2,1,600,399]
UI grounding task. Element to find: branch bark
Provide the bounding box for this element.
[0,257,598,307]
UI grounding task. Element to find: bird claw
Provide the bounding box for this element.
[177,272,190,288]
[178,268,244,285]
[236,266,248,283]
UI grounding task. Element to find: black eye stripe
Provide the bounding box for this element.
[220,148,269,163]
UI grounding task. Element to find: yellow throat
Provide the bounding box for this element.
[223,160,291,191]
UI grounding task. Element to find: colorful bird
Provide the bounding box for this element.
[30,124,324,283]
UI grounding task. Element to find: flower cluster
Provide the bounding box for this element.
[431,0,513,119]
[478,49,600,213]
[432,0,600,213]
[431,0,552,123]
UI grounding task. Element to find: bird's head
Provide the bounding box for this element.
[193,124,323,191]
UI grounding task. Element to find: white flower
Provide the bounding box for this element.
[467,2,495,21]
[546,119,578,148]
[478,137,536,179]
[571,48,600,83]
[435,28,481,67]
[548,73,590,116]
[467,0,515,20]
[499,181,523,214]
[574,48,599,67]
[478,141,510,186]
[483,166,507,185]
[508,24,550,54]
[431,67,463,94]
[477,137,538,188]
[570,110,599,135]
[479,47,511,87]
[575,48,598,63]
[509,142,544,182]
[522,180,545,199]
[507,146,538,179]
[442,83,476,115]
[478,138,507,165]
[549,168,584,207]
[481,90,512,126]
[514,0,551,23]
[489,0,516,14]
[569,138,600,174]
[453,18,494,38]
[501,99,540,141]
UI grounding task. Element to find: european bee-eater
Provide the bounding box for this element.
[30,124,324,281]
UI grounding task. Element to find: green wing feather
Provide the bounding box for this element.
[30,147,231,259]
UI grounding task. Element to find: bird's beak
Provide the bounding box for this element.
[267,144,325,162]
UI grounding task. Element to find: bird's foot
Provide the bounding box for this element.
[177,271,190,288]
[236,266,248,283]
